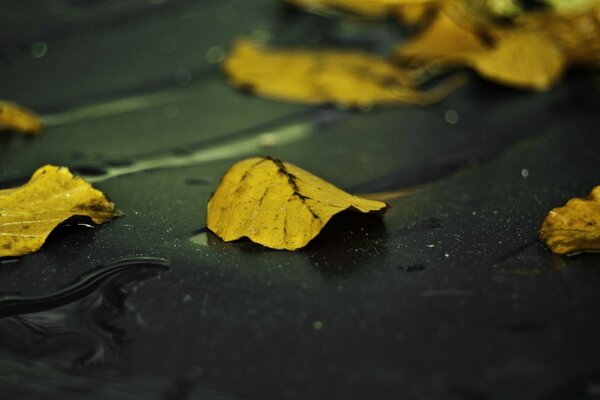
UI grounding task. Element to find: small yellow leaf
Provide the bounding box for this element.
[0,100,43,135]
[223,39,464,108]
[0,165,118,258]
[540,186,600,255]
[207,157,389,250]
[393,11,487,64]
[466,31,565,91]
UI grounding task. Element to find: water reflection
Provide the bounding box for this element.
[0,257,169,368]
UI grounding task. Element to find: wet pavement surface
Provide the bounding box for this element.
[1,1,600,399]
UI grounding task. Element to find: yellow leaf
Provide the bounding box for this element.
[525,7,600,65]
[0,100,43,135]
[460,0,524,21]
[0,165,118,258]
[466,31,565,91]
[545,0,600,15]
[206,157,389,250]
[540,186,600,255]
[392,3,439,26]
[222,39,465,108]
[393,11,487,64]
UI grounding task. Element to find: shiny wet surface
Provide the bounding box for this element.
[1,1,600,399]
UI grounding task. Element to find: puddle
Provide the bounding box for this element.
[40,80,210,127]
[80,120,314,183]
[0,257,169,368]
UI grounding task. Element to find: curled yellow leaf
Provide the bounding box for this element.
[466,31,565,91]
[394,11,487,64]
[223,39,464,108]
[207,157,389,250]
[0,100,43,135]
[540,186,600,255]
[0,165,118,258]
[395,11,565,91]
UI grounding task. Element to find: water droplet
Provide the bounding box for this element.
[174,69,192,86]
[426,244,435,248]
[444,109,459,124]
[31,42,47,58]
[313,320,324,330]
[521,168,529,178]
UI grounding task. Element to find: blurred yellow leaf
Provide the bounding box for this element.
[545,0,600,15]
[394,11,486,64]
[394,7,567,91]
[540,186,600,255]
[466,31,565,91]
[223,39,465,108]
[0,165,118,258]
[283,0,599,93]
[460,0,524,21]
[395,2,600,90]
[392,2,439,26]
[0,100,43,135]
[524,7,600,65]
[207,157,389,250]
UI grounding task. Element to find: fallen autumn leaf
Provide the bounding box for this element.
[540,186,600,255]
[393,10,486,65]
[394,8,567,90]
[0,165,118,258]
[289,0,599,92]
[0,100,43,135]
[207,157,389,250]
[222,39,465,108]
[466,31,565,91]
